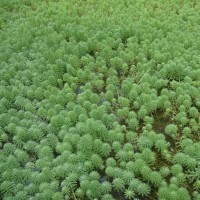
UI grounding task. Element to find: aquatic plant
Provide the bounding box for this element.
[0,0,200,199]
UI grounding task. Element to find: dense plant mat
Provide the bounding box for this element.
[0,0,200,199]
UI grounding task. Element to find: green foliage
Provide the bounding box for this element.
[101,181,112,194]
[106,157,117,167]
[0,1,199,199]
[137,136,154,150]
[165,124,178,138]
[140,166,152,181]
[90,154,103,169]
[112,178,125,192]
[155,139,169,152]
[116,150,129,162]
[160,166,170,178]
[77,134,93,153]
[136,182,150,196]
[158,186,169,199]
[89,171,100,180]
[150,171,162,187]
[101,194,115,200]
[75,188,85,198]
[140,148,156,164]
[171,164,183,176]
[122,171,135,184]
[126,131,137,143]
[124,189,135,199]
[0,181,15,195]
[128,118,139,130]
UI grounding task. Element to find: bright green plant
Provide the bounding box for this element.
[0,1,200,199]
[112,178,125,192]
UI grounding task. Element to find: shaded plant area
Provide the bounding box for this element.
[0,0,200,200]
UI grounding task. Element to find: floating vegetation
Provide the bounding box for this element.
[0,0,200,199]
